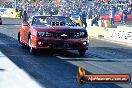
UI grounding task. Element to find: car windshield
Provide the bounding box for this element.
[32,16,75,26]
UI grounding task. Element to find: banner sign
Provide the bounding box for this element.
[76,66,131,84]
[0,8,19,18]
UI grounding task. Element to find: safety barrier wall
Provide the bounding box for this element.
[87,26,99,37]
[87,26,108,38]
[106,28,132,43]
[87,26,132,43]
[0,8,20,18]
[117,26,132,30]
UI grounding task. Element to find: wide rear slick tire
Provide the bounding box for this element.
[29,37,36,55]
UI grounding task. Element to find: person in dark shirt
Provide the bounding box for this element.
[38,7,43,15]
[22,10,27,22]
[19,9,23,19]
[87,8,92,19]
[109,7,115,26]
[91,14,99,26]
[79,10,87,28]
[49,8,56,16]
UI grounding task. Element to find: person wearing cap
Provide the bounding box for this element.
[109,7,115,26]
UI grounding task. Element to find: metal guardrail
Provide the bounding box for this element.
[87,25,132,43]
[107,27,132,42]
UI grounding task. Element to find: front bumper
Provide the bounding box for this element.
[32,37,89,50]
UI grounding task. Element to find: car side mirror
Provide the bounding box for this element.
[22,22,29,26]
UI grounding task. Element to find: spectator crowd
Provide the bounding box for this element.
[1,0,132,26]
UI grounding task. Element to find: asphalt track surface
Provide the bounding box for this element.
[0,18,132,88]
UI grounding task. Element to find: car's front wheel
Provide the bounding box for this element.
[28,36,36,55]
[78,50,86,56]
[18,34,26,48]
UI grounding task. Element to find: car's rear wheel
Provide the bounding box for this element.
[78,50,86,56]
[28,36,36,55]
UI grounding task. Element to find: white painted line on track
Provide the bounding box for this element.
[57,55,132,62]
[57,56,117,73]
[57,56,132,74]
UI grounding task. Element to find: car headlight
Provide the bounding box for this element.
[83,41,87,45]
[38,32,45,37]
[80,32,85,36]
[80,32,88,38]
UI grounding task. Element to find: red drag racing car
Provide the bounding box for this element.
[18,15,89,55]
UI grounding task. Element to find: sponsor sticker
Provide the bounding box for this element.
[76,66,131,84]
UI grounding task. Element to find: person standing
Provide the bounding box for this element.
[91,14,99,26]
[109,7,115,26]
[49,8,56,16]
[58,9,61,16]
[38,7,43,15]
[120,7,123,24]
[22,10,27,22]
[19,9,23,19]
[122,8,128,25]
[87,8,92,19]
[79,10,87,28]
